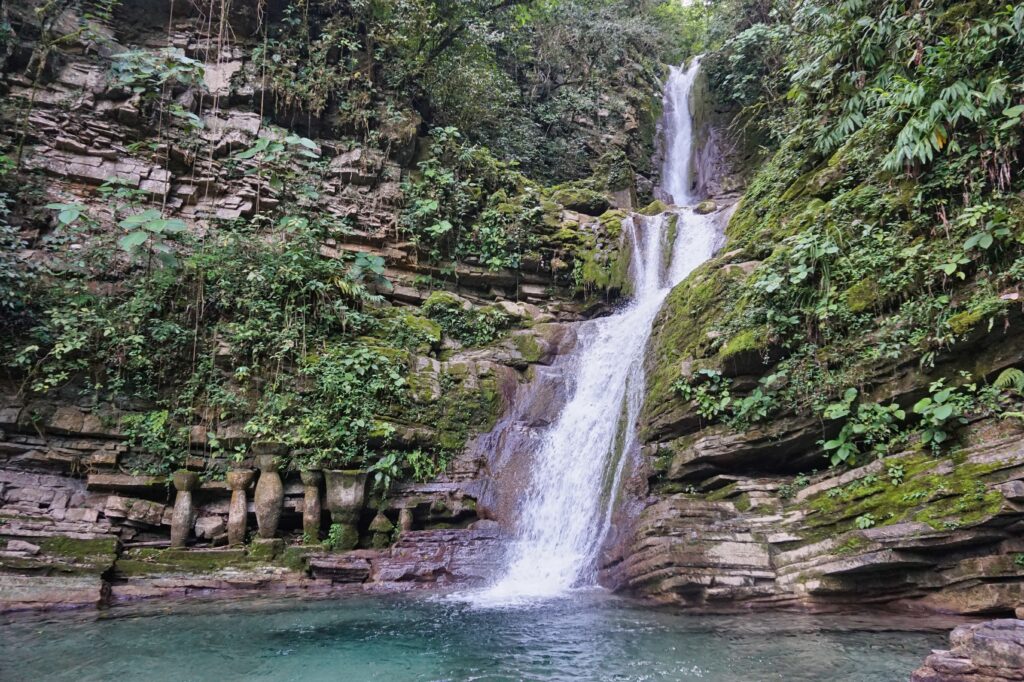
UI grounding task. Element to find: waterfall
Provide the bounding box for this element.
[471,59,720,605]
[660,62,701,205]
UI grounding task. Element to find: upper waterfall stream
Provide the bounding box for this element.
[470,60,722,606]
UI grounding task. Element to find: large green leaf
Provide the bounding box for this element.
[118,231,149,250]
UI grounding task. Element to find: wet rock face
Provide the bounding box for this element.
[912,620,1024,681]
[607,416,1024,613]
[616,291,1024,614]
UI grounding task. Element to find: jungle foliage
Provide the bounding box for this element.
[253,0,699,181]
[0,0,699,485]
[665,0,1024,466]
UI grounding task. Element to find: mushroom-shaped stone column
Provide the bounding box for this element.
[170,470,200,549]
[369,512,396,549]
[398,507,414,533]
[254,454,284,539]
[226,469,255,546]
[323,470,367,551]
[300,470,323,543]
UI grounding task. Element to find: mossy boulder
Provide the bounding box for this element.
[639,199,670,216]
[694,200,717,215]
[512,332,543,364]
[843,279,881,314]
[576,245,632,298]
[381,308,443,354]
[423,291,471,312]
[598,209,628,238]
[550,187,611,216]
[947,298,1006,337]
[405,365,505,452]
[718,325,771,374]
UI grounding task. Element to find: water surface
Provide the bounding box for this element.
[1,592,949,681]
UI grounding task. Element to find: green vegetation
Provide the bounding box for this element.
[3,0,705,488]
[246,0,699,182]
[799,453,1007,535]
[653,0,1024,471]
[422,292,511,346]
[402,128,541,270]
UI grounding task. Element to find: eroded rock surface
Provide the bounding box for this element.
[608,308,1024,615]
[913,620,1024,682]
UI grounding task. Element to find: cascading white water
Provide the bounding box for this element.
[471,59,719,606]
[661,61,701,205]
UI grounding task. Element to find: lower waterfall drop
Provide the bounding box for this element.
[472,58,720,605]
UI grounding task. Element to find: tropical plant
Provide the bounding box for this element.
[117,209,187,269]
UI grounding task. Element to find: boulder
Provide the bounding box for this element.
[6,540,40,555]
[694,200,717,215]
[194,516,227,540]
[912,620,1024,681]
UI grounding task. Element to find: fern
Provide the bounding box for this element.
[994,368,1024,392]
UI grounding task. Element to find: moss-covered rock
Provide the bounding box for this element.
[639,199,670,216]
[598,209,628,238]
[796,453,1008,537]
[695,200,717,215]
[550,186,611,216]
[947,298,1007,336]
[114,548,255,577]
[1,536,119,577]
[642,261,748,437]
[718,326,771,373]
[512,333,543,364]
[404,364,505,452]
[575,244,632,298]
[843,279,881,314]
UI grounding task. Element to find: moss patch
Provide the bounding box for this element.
[797,453,1007,537]
[843,279,880,314]
[405,367,504,452]
[0,536,118,576]
[718,326,769,361]
[642,262,746,433]
[550,186,611,216]
[513,333,543,364]
[114,548,254,577]
[639,199,670,216]
[947,298,1006,336]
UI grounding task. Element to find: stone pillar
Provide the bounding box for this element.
[300,470,323,543]
[225,469,255,546]
[399,507,414,533]
[254,454,284,539]
[170,470,200,549]
[369,512,396,549]
[323,470,367,551]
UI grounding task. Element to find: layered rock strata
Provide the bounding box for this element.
[606,298,1024,616]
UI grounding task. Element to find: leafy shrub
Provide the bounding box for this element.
[855,513,876,530]
[0,158,30,317]
[421,292,510,346]
[402,127,540,270]
[913,380,972,451]
[673,369,783,428]
[820,388,906,466]
[109,48,205,120]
